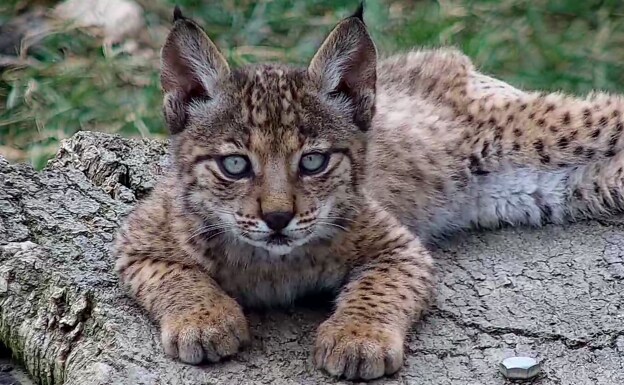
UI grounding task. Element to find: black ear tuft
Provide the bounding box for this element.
[309,4,376,131]
[173,5,184,22]
[351,2,364,23]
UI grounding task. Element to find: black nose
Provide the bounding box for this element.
[262,211,294,231]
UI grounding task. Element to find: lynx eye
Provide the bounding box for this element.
[300,152,329,175]
[218,155,251,178]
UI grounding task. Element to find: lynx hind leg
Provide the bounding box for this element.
[454,154,624,232]
[566,151,624,220]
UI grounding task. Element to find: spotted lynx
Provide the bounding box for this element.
[114,5,624,381]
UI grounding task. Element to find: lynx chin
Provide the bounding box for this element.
[114,5,624,381]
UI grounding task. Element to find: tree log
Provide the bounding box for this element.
[1,131,623,385]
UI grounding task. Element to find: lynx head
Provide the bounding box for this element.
[162,5,376,255]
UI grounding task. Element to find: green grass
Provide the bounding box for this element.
[2,0,624,168]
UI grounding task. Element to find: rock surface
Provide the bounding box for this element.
[0,131,623,385]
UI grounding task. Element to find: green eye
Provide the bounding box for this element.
[300,152,329,175]
[219,155,251,178]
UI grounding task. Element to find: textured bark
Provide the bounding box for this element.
[1,131,623,385]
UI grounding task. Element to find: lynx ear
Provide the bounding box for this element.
[308,5,377,131]
[161,7,230,134]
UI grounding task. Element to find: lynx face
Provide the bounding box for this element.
[173,67,366,254]
[162,12,377,255]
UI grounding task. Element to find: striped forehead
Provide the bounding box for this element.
[238,66,305,130]
[247,125,302,159]
[231,65,308,156]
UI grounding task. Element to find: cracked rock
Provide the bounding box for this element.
[0,131,622,384]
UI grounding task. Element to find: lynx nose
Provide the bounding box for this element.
[262,211,294,231]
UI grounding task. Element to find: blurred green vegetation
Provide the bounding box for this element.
[1,0,624,168]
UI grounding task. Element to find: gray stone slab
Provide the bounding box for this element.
[0,131,622,384]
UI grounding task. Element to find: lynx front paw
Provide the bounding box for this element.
[160,301,250,364]
[313,317,404,380]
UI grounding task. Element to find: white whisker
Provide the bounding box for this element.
[188,223,231,234]
[185,224,235,243]
[317,216,357,223]
[202,229,233,243]
[316,221,348,232]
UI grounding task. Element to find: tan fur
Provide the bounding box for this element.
[114,9,624,381]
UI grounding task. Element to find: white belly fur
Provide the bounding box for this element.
[426,165,575,238]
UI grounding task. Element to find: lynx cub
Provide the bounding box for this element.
[114,5,624,380]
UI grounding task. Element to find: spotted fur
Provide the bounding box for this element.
[114,7,624,381]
